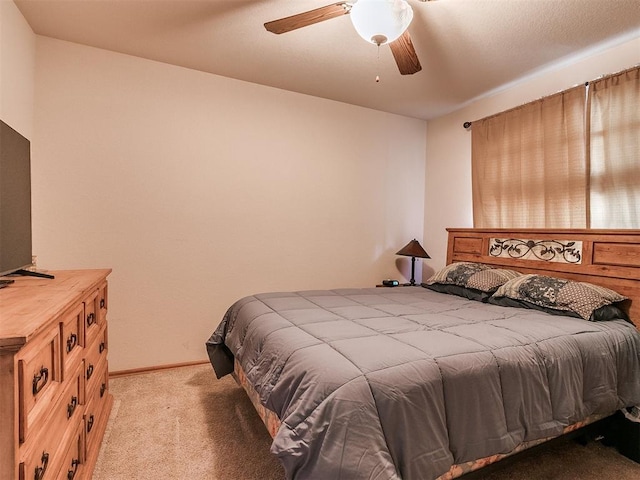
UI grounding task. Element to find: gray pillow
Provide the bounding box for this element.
[491,274,627,320]
[425,262,522,295]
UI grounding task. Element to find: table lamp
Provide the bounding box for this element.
[396,239,430,286]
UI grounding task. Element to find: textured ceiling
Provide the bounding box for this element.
[15,0,640,120]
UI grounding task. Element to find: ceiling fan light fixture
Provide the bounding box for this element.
[350,0,414,46]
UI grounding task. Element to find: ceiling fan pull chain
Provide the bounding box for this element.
[375,44,380,83]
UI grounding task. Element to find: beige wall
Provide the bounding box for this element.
[0,0,35,138]
[33,37,427,371]
[424,35,640,272]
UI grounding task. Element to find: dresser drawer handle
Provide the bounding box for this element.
[99,342,105,354]
[86,364,94,381]
[66,333,78,353]
[86,312,96,327]
[66,458,80,480]
[67,396,78,419]
[87,414,95,434]
[100,298,106,309]
[34,452,49,480]
[100,383,106,398]
[32,367,49,395]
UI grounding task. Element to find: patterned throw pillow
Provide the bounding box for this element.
[425,262,522,294]
[492,274,627,320]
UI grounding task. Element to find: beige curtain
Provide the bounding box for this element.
[589,66,640,229]
[472,86,587,228]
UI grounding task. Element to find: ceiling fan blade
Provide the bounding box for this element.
[264,3,350,35]
[389,31,422,75]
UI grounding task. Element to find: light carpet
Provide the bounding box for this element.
[93,363,640,479]
[93,363,284,480]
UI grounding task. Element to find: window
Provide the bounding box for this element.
[471,66,639,229]
[589,67,640,228]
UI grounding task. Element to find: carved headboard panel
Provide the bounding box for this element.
[446,228,640,328]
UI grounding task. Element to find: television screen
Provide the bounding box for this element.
[0,119,32,277]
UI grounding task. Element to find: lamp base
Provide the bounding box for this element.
[408,256,417,286]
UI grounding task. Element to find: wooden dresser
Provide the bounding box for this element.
[0,269,113,480]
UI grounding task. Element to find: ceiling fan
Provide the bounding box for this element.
[264,0,429,76]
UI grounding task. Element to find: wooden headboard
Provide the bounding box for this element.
[446,228,640,328]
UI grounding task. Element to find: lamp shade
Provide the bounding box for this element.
[396,239,430,259]
[350,0,413,46]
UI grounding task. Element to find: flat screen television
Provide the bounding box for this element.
[0,119,33,277]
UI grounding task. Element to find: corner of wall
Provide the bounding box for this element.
[0,0,36,138]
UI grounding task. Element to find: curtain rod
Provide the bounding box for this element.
[462,63,639,130]
[462,82,588,130]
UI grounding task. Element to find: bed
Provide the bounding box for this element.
[206,228,640,479]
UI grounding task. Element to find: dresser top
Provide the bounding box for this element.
[0,269,111,351]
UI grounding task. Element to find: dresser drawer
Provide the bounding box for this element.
[84,289,100,347]
[19,448,57,480]
[57,362,84,428]
[86,359,109,405]
[21,364,85,452]
[18,324,61,443]
[84,359,108,452]
[54,422,84,480]
[60,303,85,381]
[84,325,108,395]
[19,413,69,480]
[84,381,108,457]
[88,359,110,408]
[97,281,108,324]
[20,361,83,462]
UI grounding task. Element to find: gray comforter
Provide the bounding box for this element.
[206,287,640,480]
